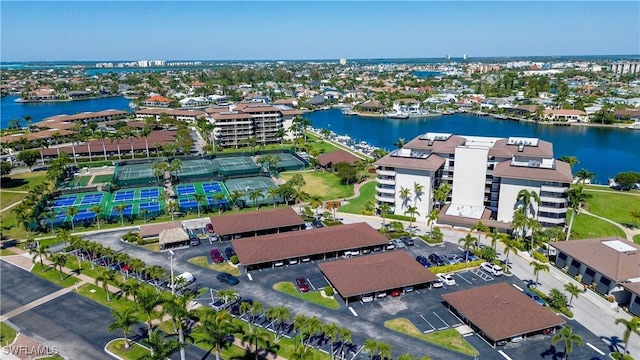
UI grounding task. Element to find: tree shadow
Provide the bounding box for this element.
[0,178,28,189]
[540,345,563,359]
[600,335,623,353]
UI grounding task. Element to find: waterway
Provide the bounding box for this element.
[305,109,639,183]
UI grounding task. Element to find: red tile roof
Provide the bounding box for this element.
[318,251,439,298]
[442,283,566,341]
[211,208,304,237]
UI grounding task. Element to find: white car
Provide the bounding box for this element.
[432,279,444,288]
[376,291,387,298]
[360,293,374,303]
[438,274,456,286]
[480,262,504,276]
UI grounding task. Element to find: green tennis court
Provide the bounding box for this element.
[224,176,280,207]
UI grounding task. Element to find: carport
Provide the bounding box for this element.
[442,282,566,347]
[210,207,305,241]
[318,251,439,305]
[159,227,190,251]
[232,222,390,271]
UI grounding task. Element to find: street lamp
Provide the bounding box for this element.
[169,250,175,295]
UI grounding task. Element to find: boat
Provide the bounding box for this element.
[342,107,357,116]
[443,109,455,115]
[386,110,409,119]
[627,122,640,130]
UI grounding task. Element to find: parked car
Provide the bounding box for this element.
[217,272,239,285]
[230,298,254,315]
[428,253,445,266]
[344,249,360,257]
[210,249,224,263]
[211,294,241,311]
[301,256,311,263]
[205,223,214,233]
[390,289,402,297]
[390,239,406,249]
[224,247,236,259]
[372,245,383,252]
[190,237,201,246]
[273,260,285,267]
[360,293,374,303]
[460,250,479,261]
[288,258,298,265]
[312,220,324,228]
[304,222,314,230]
[295,277,310,292]
[400,236,415,246]
[511,335,524,343]
[385,242,396,250]
[415,255,432,268]
[442,253,463,265]
[480,262,504,276]
[431,278,444,288]
[524,290,547,306]
[438,273,456,286]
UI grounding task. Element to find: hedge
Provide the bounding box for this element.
[386,214,416,222]
[429,260,483,274]
[532,251,549,263]
[324,286,334,296]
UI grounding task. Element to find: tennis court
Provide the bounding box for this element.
[273,152,307,171]
[178,159,217,179]
[46,191,110,228]
[224,176,280,207]
[174,181,229,212]
[213,156,261,176]
[107,186,165,220]
[114,162,156,185]
[52,196,78,208]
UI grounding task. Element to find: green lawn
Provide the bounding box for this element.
[0,171,50,191]
[633,234,640,245]
[584,191,640,226]
[1,322,18,346]
[188,256,241,276]
[76,283,156,322]
[106,339,150,359]
[339,181,376,214]
[30,265,80,287]
[0,191,27,210]
[92,174,114,184]
[568,210,627,239]
[280,171,354,201]
[305,132,340,155]
[384,318,478,356]
[273,281,340,309]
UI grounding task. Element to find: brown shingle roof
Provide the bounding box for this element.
[211,208,304,237]
[0,129,76,144]
[550,237,640,282]
[232,223,390,266]
[493,160,573,182]
[374,152,445,172]
[489,139,554,158]
[139,221,183,238]
[317,150,363,167]
[404,135,467,154]
[318,251,439,298]
[442,282,566,341]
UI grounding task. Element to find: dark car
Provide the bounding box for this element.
[428,253,445,266]
[205,223,214,233]
[230,298,254,315]
[217,272,239,285]
[224,247,236,259]
[210,249,224,263]
[460,250,479,261]
[312,220,324,228]
[400,236,415,246]
[415,255,432,267]
[190,237,201,246]
[295,277,310,292]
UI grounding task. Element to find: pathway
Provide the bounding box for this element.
[579,208,640,240]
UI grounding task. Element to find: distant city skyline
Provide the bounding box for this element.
[1,1,639,62]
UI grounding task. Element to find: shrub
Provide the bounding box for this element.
[122,231,141,243]
[386,214,415,222]
[230,255,239,265]
[429,260,483,274]
[532,251,549,263]
[137,238,158,245]
[324,285,334,296]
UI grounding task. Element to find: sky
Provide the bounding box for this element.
[1,1,639,62]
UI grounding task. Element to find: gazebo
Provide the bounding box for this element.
[159,227,190,251]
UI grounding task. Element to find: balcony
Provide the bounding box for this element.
[375,186,395,194]
[376,169,396,176]
[540,185,567,193]
[540,196,566,204]
[538,206,567,214]
[375,194,395,203]
[538,216,566,225]
[376,177,395,185]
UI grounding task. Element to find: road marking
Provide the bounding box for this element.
[352,345,364,358]
[247,273,253,281]
[455,272,472,284]
[498,350,513,360]
[307,279,316,290]
[586,343,605,355]
[419,314,436,333]
[348,307,358,317]
[433,312,449,329]
[512,284,523,291]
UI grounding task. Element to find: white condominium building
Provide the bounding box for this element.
[375,132,573,229]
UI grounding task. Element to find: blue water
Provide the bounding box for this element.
[412,71,442,78]
[0,95,132,128]
[306,109,640,183]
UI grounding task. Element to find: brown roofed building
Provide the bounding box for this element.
[318,251,438,301]
[139,221,183,238]
[210,207,305,240]
[442,282,566,344]
[317,149,363,169]
[232,222,390,269]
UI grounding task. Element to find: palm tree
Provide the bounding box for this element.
[614,316,640,355]
[194,307,242,360]
[516,189,540,248]
[426,209,439,232]
[120,277,141,302]
[325,200,341,220]
[108,131,124,160]
[458,234,477,262]
[213,193,226,213]
[166,201,179,220]
[229,189,244,213]
[141,126,152,158]
[294,190,310,214]
[574,168,595,184]
[379,203,391,226]
[267,187,280,208]
[404,206,419,234]
[192,193,206,216]
[66,206,78,231]
[300,316,323,350]
[95,268,116,301]
[30,242,50,271]
[23,115,32,134]
[471,221,489,247]
[558,156,579,170]
[266,305,291,342]
[501,237,517,273]
[51,253,68,280]
[551,326,584,360]
[239,300,264,331]
[433,183,451,209]
[393,137,406,149]
[399,187,412,210]
[309,195,323,216]
[487,228,507,251]
[337,326,352,360]
[108,307,138,349]
[529,260,549,287]
[242,326,270,360]
[164,294,198,360]
[290,344,313,360]
[114,204,127,226]
[137,287,162,339]
[95,130,109,161]
[564,283,581,308]
[324,323,340,360]
[89,205,103,229]
[565,185,592,241]
[364,339,380,360]
[630,210,640,228]
[249,189,264,209]
[140,329,182,360]
[292,314,308,347]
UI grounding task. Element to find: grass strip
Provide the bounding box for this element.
[384,318,478,356]
[339,181,376,214]
[273,281,340,309]
[1,322,18,346]
[30,265,80,287]
[568,210,626,239]
[188,256,240,276]
[105,339,150,359]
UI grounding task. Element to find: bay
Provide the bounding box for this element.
[305,109,640,183]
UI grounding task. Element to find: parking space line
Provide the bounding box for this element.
[512,284,523,291]
[498,350,513,360]
[455,272,472,284]
[352,345,364,358]
[587,343,605,355]
[348,307,358,317]
[433,312,449,330]
[419,314,436,333]
[247,273,253,281]
[307,278,316,290]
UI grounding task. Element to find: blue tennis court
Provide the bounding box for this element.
[80,193,104,206]
[206,195,227,206]
[110,204,133,217]
[140,188,160,199]
[73,209,96,222]
[178,198,198,208]
[176,185,197,196]
[113,190,135,202]
[202,182,223,193]
[53,196,77,207]
[139,202,161,213]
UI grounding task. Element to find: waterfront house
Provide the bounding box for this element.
[543,109,588,123]
[357,101,384,114]
[614,109,640,121]
[144,95,171,107]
